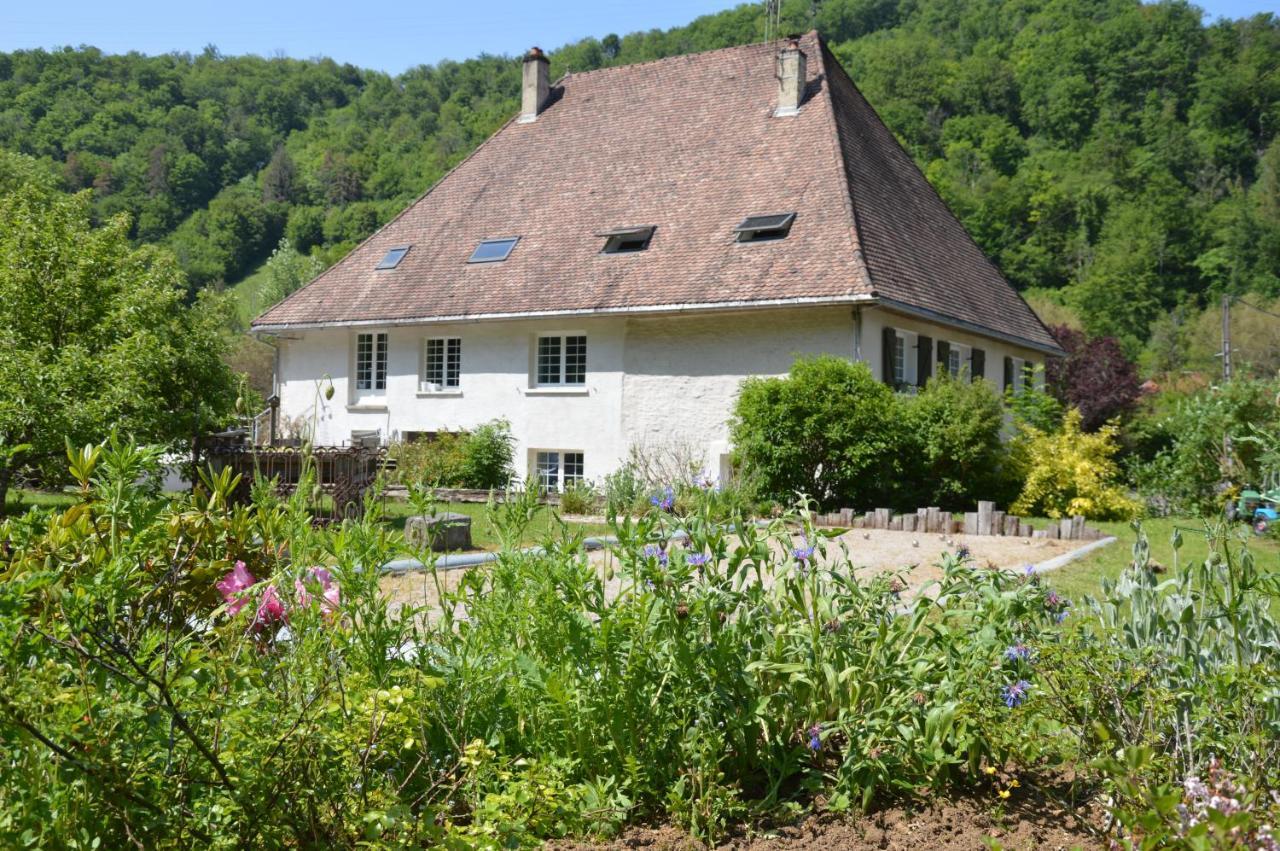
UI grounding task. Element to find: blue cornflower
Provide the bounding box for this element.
[806,723,822,752]
[1001,679,1031,708]
[956,544,971,561]
[1004,643,1032,663]
[650,487,675,512]
[1024,564,1036,578]
[792,536,815,563]
[686,552,710,567]
[642,544,669,566]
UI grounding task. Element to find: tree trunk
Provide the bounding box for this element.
[0,461,11,517]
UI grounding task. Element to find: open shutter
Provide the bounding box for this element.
[971,347,985,380]
[936,340,951,376]
[1003,356,1015,391]
[916,335,932,387]
[882,327,897,386]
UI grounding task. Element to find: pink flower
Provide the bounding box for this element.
[295,567,341,616]
[216,561,256,616]
[254,585,287,628]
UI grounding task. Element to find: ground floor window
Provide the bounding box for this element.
[533,450,584,492]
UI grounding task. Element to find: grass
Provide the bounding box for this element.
[4,489,78,513]
[1039,515,1280,602]
[379,498,611,552]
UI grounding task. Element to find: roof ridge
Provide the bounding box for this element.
[813,37,875,296]
[559,29,817,81]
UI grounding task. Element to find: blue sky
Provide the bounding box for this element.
[1,0,1274,75]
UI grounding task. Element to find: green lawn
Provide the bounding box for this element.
[1038,516,1280,602]
[379,498,612,552]
[4,489,78,514]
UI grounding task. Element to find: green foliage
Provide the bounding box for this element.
[0,152,237,508]
[258,236,323,311]
[558,479,597,515]
[1010,409,1139,520]
[731,357,903,508]
[390,419,514,490]
[904,373,1008,507]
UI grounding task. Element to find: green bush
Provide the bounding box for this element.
[903,373,1008,508]
[1008,409,1139,520]
[391,418,514,489]
[558,479,597,515]
[731,356,904,508]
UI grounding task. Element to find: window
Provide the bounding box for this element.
[355,332,387,392]
[536,334,586,386]
[892,335,906,385]
[948,347,962,375]
[468,237,519,263]
[422,337,461,390]
[534,450,584,493]
[376,246,410,270]
[733,212,795,242]
[599,225,655,253]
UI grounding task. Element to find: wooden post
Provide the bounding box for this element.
[917,508,929,532]
[991,510,1005,536]
[840,508,853,526]
[1071,515,1085,540]
[1003,515,1020,536]
[963,512,978,535]
[875,508,892,529]
[903,514,917,532]
[977,501,994,536]
[864,511,874,529]
[1019,521,1032,538]
[1046,523,1060,540]
[1060,518,1073,539]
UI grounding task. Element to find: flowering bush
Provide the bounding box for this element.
[1009,408,1139,520]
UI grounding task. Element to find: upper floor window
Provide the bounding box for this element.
[422,337,461,390]
[376,246,410,270]
[893,335,907,385]
[536,334,586,386]
[733,212,795,242]
[355,332,387,391]
[599,225,655,253]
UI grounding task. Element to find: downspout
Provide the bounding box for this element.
[851,307,863,362]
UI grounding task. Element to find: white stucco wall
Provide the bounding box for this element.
[271,304,1048,485]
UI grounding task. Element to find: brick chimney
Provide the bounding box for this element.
[519,46,550,123]
[774,36,806,117]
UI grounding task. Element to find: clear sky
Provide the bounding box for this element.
[1,0,1274,75]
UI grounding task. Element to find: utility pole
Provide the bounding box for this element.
[1221,293,1232,381]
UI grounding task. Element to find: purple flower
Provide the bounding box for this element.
[254,585,287,629]
[295,566,341,617]
[792,536,815,563]
[643,544,669,566]
[650,487,675,512]
[807,723,822,752]
[1004,643,1032,663]
[1001,679,1031,708]
[686,552,710,566]
[1024,564,1036,578]
[956,545,971,561]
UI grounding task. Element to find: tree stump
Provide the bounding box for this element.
[405,512,473,552]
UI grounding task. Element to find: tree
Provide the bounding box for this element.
[259,236,323,309]
[1044,324,1141,431]
[0,151,238,510]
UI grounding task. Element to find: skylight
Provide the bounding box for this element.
[598,225,655,254]
[733,213,796,242]
[376,245,410,270]
[468,237,520,263]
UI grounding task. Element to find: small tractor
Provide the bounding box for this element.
[1232,486,1280,535]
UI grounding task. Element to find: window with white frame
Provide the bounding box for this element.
[534,450,584,492]
[422,337,461,390]
[536,334,587,386]
[354,332,387,392]
[947,346,962,375]
[892,335,906,385]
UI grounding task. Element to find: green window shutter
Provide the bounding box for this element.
[971,347,985,380]
[916,335,932,386]
[1003,355,1014,391]
[936,340,951,376]
[882,327,897,386]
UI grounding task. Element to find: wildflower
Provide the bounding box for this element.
[216,561,256,616]
[685,552,710,567]
[1023,564,1036,579]
[982,765,997,775]
[911,691,927,706]
[998,788,1011,800]
[1001,679,1031,708]
[1003,643,1032,663]
[792,536,815,564]
[254,585,287,628]
[642,544,669,566]
[955,544,971,561]
[650,487,675,512]
[675,602,689,619]
[888,577,906,598]
[806,723,822,752]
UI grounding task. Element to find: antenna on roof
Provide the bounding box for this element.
[764,0,781,48]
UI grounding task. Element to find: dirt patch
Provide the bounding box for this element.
[550,790,1103,850]
[378,527,1093,613]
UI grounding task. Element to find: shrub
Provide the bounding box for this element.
[391,419,514,489]
[1009,409,1139,520]
[731,356,904,508]
[559,479,597,515]
[1045,325,1141,431]
[903,373,1008,508]
[603,462,644,518]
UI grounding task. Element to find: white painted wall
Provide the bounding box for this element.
[271,305,1047,485]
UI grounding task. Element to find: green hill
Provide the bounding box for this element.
[2,0,1277,353]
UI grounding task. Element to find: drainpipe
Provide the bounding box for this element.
[851,307,863,362]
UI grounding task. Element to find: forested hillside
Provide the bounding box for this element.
[1,0,1277,358]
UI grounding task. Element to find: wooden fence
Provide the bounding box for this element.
[812,500,1103,541]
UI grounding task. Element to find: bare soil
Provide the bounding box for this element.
[549,787,1104,850]
[379,527,1089,613]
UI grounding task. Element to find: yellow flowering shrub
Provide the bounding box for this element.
[1010,409,1139,520]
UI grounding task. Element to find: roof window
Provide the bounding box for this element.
[376,245,410,269]
[468,237,519,263]
[734,212,795,242]
[598,225,655,254]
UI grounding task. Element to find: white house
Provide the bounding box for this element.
[252,32,1062,491]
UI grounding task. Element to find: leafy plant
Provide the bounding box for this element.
[1010,409,1139,520]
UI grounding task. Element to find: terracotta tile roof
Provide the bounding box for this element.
[254,32,1060,353]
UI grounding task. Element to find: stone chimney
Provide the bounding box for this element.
[519,46,550,123]
[774,36,807,117]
